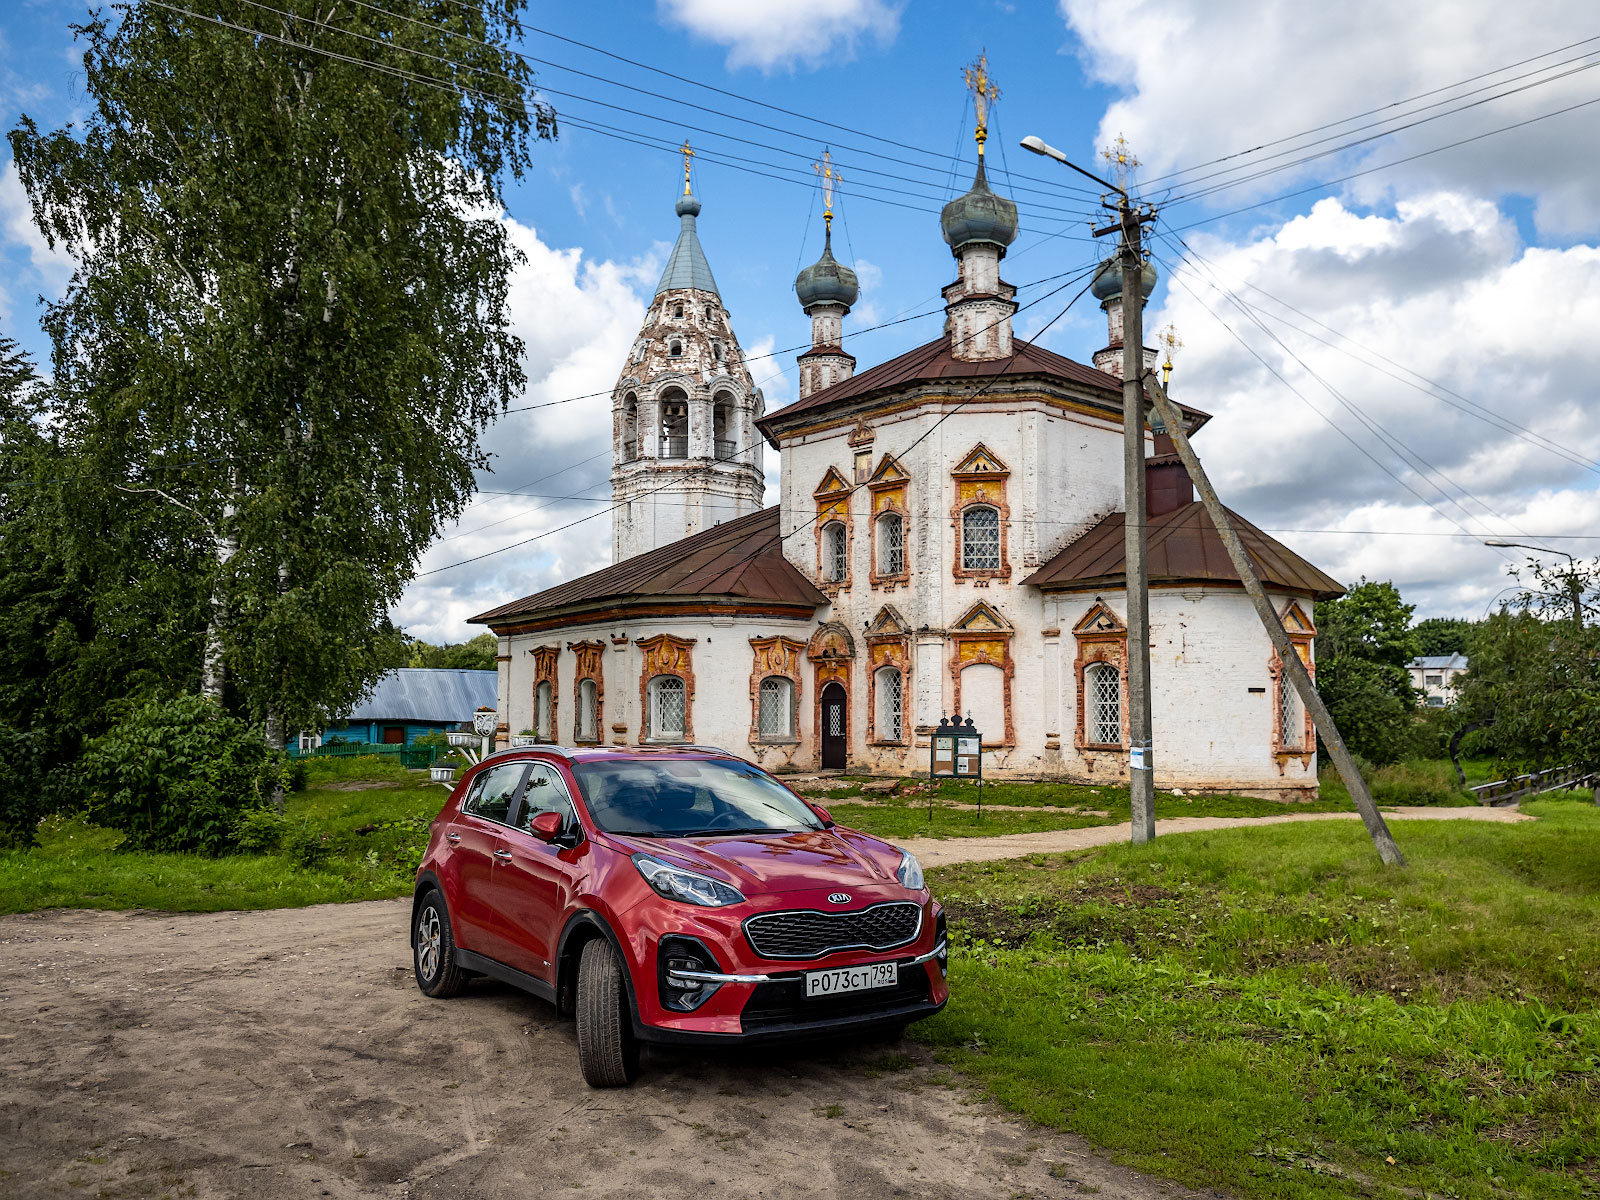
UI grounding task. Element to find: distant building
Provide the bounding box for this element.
[1408,654,1468,707]
[295,668,497,750]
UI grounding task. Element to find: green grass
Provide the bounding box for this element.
[0,767,443,914]
[912,796,1600,1200]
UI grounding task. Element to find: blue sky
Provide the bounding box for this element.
[5,0,1600,640]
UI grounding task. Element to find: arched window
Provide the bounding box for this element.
[877,511,904,576]
[1085,661,1121,746]
[705,304,715,321]
[713,392,735,461]
[668,338,683,357]
[822,521,847,582]
[713,342,725,363]
[875,666,903,742]
[757,677,795,740]
[1280,672,1302,751]
[962,505,1000,570]
[660,391,688,459]
[535,680,553,741]
[621,392,638,462]
[649,675,686,740]
[672,302,684,319]
[577,678,598,742]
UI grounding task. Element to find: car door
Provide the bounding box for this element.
[494,761,586,983]
[446,761,529,960]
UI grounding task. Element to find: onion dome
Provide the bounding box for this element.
[794,227,859,311]
[940,158,1018,255]
[1090,255,1158,302]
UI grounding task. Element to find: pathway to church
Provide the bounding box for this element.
[0,806,1528,1200]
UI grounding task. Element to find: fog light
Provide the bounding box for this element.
[659,937,723,1012]
[935,912,949,978]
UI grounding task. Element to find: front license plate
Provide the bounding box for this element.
[804,961,897,998]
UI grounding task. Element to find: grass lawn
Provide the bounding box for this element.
[914,795,1600,1200]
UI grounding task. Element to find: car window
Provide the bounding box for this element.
[570,758,824,837]
[518,762,578,833]
[462,763,527,825]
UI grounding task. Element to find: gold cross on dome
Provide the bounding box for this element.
[814,149,839,227]
[964,52,1000,155]
[680,139,694,194]
[1158,323,1183,388]
[1102,134,1140,190]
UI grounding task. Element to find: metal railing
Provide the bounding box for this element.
[714,439,737,461]
[1470,764,1593,806]
[661,436,688,459]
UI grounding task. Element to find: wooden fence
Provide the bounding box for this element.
[1470,764,1595,807]
[286,741,440,771]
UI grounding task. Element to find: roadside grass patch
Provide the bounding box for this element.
[913,797,1600,1200]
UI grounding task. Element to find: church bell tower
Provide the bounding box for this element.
[610,144,765,564]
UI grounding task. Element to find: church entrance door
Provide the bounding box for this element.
[820,682,847,770]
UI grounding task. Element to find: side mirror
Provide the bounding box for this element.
[528,810,564,843]
[811,804,834,828]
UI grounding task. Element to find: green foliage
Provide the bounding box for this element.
[1413,615,1478,657]
[0,723,49,848]
[7,1,554,737]
[80,695,286,855]
[918,800,1600,1199]
[1313,579,1420,765]
[407,633,499,671]
[234,806,289,853]
[1319,760,1474,808]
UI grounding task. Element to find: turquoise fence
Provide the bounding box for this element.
[286,742,441,770]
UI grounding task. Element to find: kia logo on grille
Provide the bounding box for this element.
[828,892,851,904]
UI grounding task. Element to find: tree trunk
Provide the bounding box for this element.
[199,521,237,702]
[264,705,286,812]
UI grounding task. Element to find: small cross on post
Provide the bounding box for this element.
[1102,133,1140,192]
[963,52,1000,156]
[813,149,838,230]
[679,138,694,194]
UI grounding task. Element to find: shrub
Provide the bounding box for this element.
[234,806,290,852]
[0,725,48,848]
[282,822,331,867]
[285,757,310,793]
[80,694,287,855]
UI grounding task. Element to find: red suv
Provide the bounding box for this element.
[411,745,948,1087]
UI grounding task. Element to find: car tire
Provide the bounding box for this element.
[576,938,640,1088]
[413,890,467,998]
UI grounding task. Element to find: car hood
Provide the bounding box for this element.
[614,827,901,895]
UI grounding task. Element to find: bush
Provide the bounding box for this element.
[0,725,48,848]
[282,823,331,867]
[284,757,310,793]
[1323,759,1473,807]
[80,694,287,855]
[234,806,290,852]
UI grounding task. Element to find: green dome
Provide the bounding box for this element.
[794,227,859,310]
[1090,255,1158,302]
[940,158,1018,255]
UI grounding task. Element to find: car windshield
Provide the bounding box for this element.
[570,758,825,837]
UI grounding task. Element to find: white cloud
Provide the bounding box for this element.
[393,218,660,642]
[0,158,74,321]
[1061,0,1600,234]
[1144,192,1600,616]
[658,0,902,72]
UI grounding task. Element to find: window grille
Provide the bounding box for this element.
[876,667,903,741]
[962,506,1001,570]
[823,522,847,582]
[1086,662,1120,745]
[535,680,552,741]
[758,677,794,739]
[878,513,904,576]
[578,679,598,741]
[651,675,686,739]
[1280,669,1301,750]
[827,704,844,737]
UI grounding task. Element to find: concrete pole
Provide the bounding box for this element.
[1142,373,1406,867]
[1121,210,1156,844]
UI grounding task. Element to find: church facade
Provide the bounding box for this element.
[471,124,1343,800]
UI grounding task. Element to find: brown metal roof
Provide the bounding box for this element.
[469,506,827,627]
[1025,502,1346,600]
[758,334,1211,433]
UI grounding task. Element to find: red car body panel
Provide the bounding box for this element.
[416,747,948,1044]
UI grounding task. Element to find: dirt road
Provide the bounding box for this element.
[0,901,1218,1200]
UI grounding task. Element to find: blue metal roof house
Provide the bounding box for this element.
[303,668,498,749]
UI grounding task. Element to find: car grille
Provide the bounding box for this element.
[743,902,922,960]
[740,961,932,1031]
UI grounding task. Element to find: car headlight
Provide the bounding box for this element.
[633,854,745,907]
[896,849,925,891]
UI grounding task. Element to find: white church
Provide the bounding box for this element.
[471,108,1343,800]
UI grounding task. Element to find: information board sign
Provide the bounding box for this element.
[929,715,984,818]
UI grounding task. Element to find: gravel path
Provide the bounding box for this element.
[897,805,1531,867]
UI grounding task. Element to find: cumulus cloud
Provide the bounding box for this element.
[1062,0,1600,234]
[658,0,902,72]
[0,157,74,322]
[393,218,660,643]
[1144,193,1600,616]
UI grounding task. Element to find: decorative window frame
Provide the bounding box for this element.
[866,453,912,590]
[636,633,696,743]
[568,639,606,744]
[948,601,1015,747]
[530,645,560,742]
[1270,600,1317,771]
[950,443,1012,584]
[812,466,854,594]
[807,622,857,751]
[1072,600,1129,753]
[748,636,805,745]
[865,606,912,746]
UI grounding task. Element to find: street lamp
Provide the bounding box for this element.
[1484,539,1584,627]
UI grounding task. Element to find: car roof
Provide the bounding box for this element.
[472,743,740,768]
